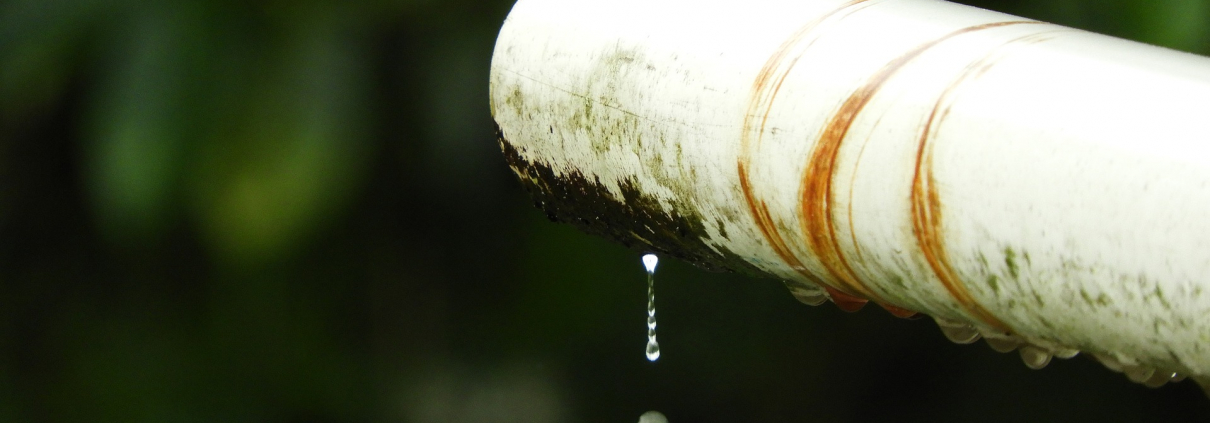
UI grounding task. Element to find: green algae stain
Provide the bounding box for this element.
[987,274,1001,294]
[1079,288,1112,308]
[889,274,907,290]
[1152,286,1172,309]
[1005,247,1019,280]
[1080,289,1095,306]
[504,85,524,113]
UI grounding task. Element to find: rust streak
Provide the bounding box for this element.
[757,0,880,139]
[739,0,874,298]
[799,20,1041,314]
[739,163,815,281]
[911,29,1058,331]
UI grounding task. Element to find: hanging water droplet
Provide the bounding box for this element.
[984,336,1021,353]
[1124,365,1155,384]
[933,317,981,344]
[1172,373,1187,382]
[643,254,659,274]
[824,287,869,312]
[1018,345,1052,369]
[784,281,828,306]
[1143,370,1173,388]
[1094,353,1126,373]
[643,253,661,362]
[1050,347,1080,359]
[791,289,828,306]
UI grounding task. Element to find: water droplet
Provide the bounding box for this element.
[880,304,919,319]
[933,317,981,344]
[1172,373,1187,382]
[984,336,1021,353]
[784,281,828,306]
[643,254,659,274]
[1094,353,1125,373]
[792,290,828,306]
[824,286,868,312]
[646,339,660,361]
[1143,370,1173,388]
[638,410,669,423]
[1018,345,1052,369]
[643,253,660,362]
[1124,365,1155,384]
[1050,347,1080,359]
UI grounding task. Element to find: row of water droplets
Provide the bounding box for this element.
[932,315,1187,387]
[785,279,1189,388]
[643,254,661,361]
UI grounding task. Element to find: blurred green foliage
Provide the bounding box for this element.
[0,0,1208,422]
[5,0,401,262]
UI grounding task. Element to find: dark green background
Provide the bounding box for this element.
[2,0,1208,421]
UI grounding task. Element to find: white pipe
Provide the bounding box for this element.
[489,0,1210,387]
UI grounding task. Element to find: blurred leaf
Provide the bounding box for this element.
[1133,0,1209,54]
[83,2,206,245]
[0,0,115,122]
[188,20,372,264]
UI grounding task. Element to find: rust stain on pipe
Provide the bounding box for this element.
[799,20,1039,320]
[739,0,875,305]
[911,30,1058,332]
[751,0,877,138]
[738,167,816,280]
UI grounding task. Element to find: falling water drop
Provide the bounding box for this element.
[643,254,661,361]
[638,410,669,423]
